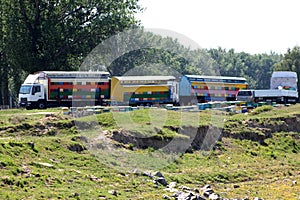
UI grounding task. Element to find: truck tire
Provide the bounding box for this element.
[283,97,287,104]
[38,101,47,109]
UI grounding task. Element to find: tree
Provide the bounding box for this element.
[0,0,143,106]
[0,0,10,106]
[208,48,280,89]
[81,29,208,76]
[274,46,300,91]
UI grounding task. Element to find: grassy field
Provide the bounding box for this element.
[0,105,300,199]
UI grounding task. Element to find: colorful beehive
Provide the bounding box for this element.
[110,76,178,105]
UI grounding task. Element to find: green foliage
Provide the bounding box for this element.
[96,112,117,129]
[0,0,143,106]
[208,48,281,89]
[80,27,215,76]
[128,143,134,150]
[249,105,273,115]
[267,132,300,154]
[0,107,300,199]
[164,135,300,198]
[2,0,142,73]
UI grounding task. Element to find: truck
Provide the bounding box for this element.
[18,71,110,109]
[237,71,298,104]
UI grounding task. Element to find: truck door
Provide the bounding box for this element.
[31,85,43,101]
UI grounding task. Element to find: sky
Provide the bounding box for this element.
[135,0,300,54]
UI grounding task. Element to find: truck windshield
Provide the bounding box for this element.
[238,90,252,96]
[19,85,32,94]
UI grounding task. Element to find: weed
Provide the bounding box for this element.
[128,143,134,150]
[250,105,273,115]
[0,106,300,199]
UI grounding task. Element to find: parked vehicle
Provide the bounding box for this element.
[18,71,110,109]
[237,71,298,104]
[236,89,298,104]
[18,71,251,109]
[179,75,248,104]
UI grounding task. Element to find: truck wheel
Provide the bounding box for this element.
[38,101,46,109]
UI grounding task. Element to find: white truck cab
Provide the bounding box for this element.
[18,83,46,109]
[236,90,254,102]
[18,73,47,109]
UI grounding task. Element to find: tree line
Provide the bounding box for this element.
[0,0,142,106]
[1,0,300,107]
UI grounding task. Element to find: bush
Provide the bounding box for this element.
[250,105,273,115]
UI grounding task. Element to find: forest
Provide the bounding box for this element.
[1,0,300,107]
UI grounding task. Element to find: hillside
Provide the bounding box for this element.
[0,105,300,199]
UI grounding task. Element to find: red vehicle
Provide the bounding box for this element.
[18,71,110,109]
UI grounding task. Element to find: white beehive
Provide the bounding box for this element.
[270,71,298,91]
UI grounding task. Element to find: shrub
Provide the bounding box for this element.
[250,105,273,115]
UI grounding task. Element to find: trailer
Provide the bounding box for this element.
[18,71,110,109]
[236,89,298,104]
[110,76,179,106]
[179,75,248,105]
[237,71,298,104]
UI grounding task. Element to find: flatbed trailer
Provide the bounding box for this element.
[237,89,298,104]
